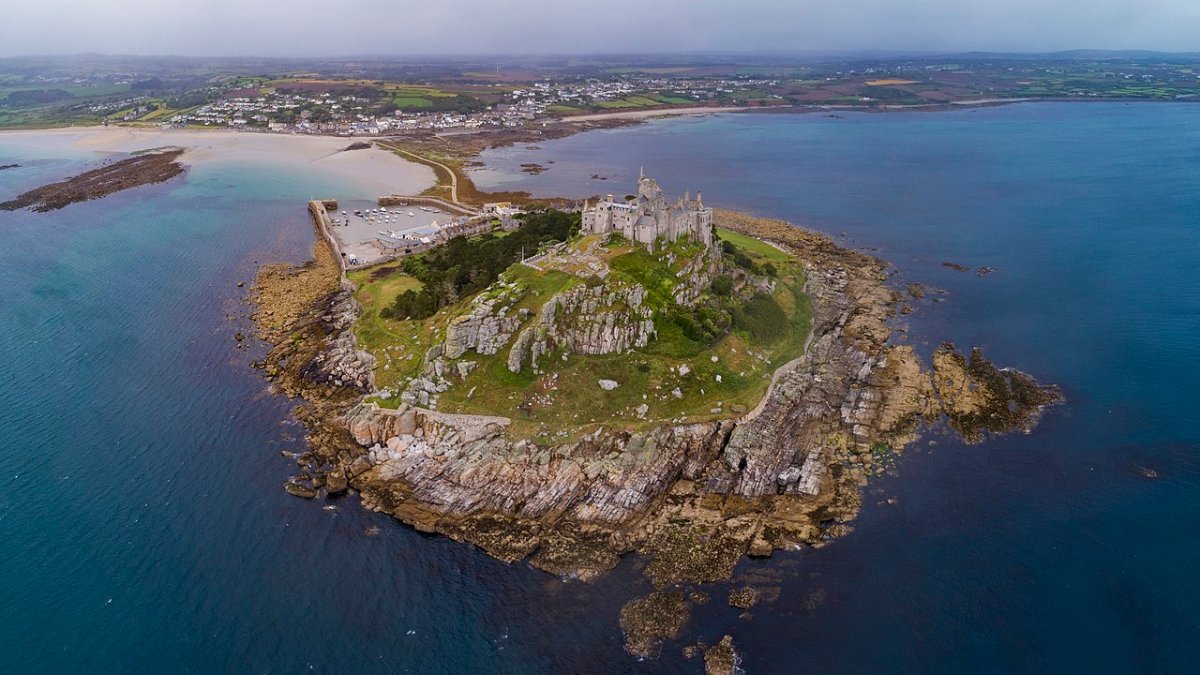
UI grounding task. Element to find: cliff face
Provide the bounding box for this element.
[347,404,729,551]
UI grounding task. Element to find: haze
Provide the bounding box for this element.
[5,0,1199,57]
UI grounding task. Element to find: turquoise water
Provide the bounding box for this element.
[2,102,1199,673]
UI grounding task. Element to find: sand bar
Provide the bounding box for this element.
[561,106,755,122]
[0,126,436,197]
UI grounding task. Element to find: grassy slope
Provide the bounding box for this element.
[351,231,812,438]
[436,236,820,437]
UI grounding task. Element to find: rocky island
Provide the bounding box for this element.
[0,147,186,212]
[252,174,1060,661]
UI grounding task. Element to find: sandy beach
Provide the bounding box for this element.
[561,105,755,122]
[0,126,436,197]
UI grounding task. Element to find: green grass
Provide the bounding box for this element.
[347,265,432,391]
[355,228,814,438]
[392,96,433,108]
[715,228,790,261]
[608,248,680,307]
[389,85,457,98]
[652,94,696,105]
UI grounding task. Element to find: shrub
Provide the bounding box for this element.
[732,292,788,343]
[711,274,734,296]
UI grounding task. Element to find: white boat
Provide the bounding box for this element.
[407,211,415,217]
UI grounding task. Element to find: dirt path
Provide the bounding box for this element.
[382,145,459,203]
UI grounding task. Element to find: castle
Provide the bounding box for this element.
[581,171,713,250]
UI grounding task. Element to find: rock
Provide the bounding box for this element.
[728,586,759,609]
[636,403,649,418]
[776,466,802,486]
[456,360,477,378]
[347,456,372,478]
[598,379,620,391]
[679,364,691,376]
[284,480,318,499]
[704,635,739,675]
[671,387,684,399]
[325,470,348,495]
[619,591,689,659]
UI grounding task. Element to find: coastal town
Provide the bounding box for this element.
[8,52,1200,132]
[153,75,780,135]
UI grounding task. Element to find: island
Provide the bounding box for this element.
[252,172,1060,663]
[0,147,185,212]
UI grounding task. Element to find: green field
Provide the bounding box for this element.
[392,96,433,108]
[715,228,790,260]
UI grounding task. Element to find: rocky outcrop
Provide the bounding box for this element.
[346,401,730,548]
[932,343,1062,442]
[704,636,740,675]
[444,285,530,358]
[301,290,376,392]
[619,591,690,659]
[507,282,655,372]
[0,148,186,213]
[673,245,723,306]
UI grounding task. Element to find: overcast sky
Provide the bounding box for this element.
[4,0,1199,57]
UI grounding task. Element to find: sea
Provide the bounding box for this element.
[2,102,1198,673]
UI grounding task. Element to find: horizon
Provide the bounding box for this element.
[5,47,1200,63]
[4,0,1199,58]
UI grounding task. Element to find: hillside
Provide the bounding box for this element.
[347,209,812,439]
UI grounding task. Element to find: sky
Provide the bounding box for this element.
[3,0,1199,57]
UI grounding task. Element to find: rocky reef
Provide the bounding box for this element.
[0,148,185,212]
[254,205,1061,661]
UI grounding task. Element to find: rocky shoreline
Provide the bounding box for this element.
[251,205,1060,660]
[0,147,185,212]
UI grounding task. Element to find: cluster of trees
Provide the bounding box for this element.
[4,89,73,106]
[731,292,788,342]
[166,90,212,109]
[381,209,579,320]
[130,78,165,91]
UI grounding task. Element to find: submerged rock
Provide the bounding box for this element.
[932,343,1062,443]
[619,591,689,658]
[704,635,740,675]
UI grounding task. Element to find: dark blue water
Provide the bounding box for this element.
[2,102,1198,673]
[475,102,1200,673]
